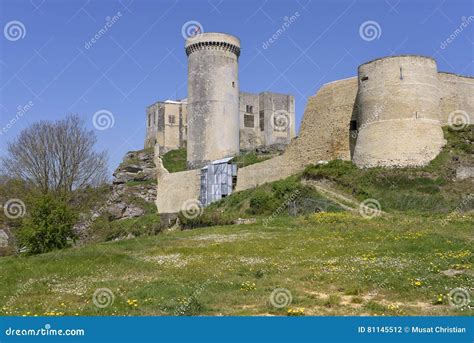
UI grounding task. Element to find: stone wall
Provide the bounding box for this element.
[284,77,358,164]
[438,72,474,125]
[235,77,358,191]
[186,33,241,169]
[154,153,201,214]
[154,55,473,214]
[353,56,445,168]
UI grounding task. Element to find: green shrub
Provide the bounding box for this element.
[17,195,78,255]
[178,211,235,229]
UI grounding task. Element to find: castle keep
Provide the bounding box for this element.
[153,33,473,215]
[145,33,295,164]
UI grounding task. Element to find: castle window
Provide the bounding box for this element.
[246,105,253,113]
[232,81,235,88]
[400,67,404,80]
[259,110,264,131]
[168,115,176,124]
[361,76,369,82]
[244,114,254,128]
[148,113,151,127]
[350,120,357,131]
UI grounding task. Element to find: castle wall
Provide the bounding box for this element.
[235,77,358,191]
[284,77,358,164]
[155,168,201,215]
[186,33,241,169]
[154,53,472,214]
[239,92,262,150]
[438,72,474,125]
[145,104,158,148]
[352,56,445,168]
[260,92,296,146]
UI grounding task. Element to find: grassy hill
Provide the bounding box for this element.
[0,126,472,316]
[0,213,471,316]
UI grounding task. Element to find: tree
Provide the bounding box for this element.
[17,194,77,254]
[1,115,108,194]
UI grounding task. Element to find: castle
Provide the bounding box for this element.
[145,33,295,163]
[153,32,473,215]
[144,92,296,156]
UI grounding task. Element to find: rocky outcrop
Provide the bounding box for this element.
[113,150,156,185]
[74,149,157,238]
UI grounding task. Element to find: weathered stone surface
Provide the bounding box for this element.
[456,166,474,180]
[0,228,10,248]
[233,218,257,225]
[441,269,465,277]
[74,149,157,237]
[112,150,156,184]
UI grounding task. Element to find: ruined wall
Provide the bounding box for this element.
[239,92,262,150]
[186,33,241,169]
[260,92,296,146]
[145,103,158,148]
[154,157,201,215]
[284,77,358,164]
[235,77,358,191]
[353,56,445,168]
[438,72,474,125]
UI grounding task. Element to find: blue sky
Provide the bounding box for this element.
[0,0,472,175]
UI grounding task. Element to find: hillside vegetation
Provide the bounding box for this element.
[0,213,471,316]
[302,126,473,213]
[0,126,472,316]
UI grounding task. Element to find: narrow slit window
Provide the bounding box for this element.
[350,120,357,131]
[361,76,369,82]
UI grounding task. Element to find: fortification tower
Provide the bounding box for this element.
[352,55,445,168]
[185,32,241,169]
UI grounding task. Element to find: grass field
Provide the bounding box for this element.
[1,127,472,316]
[0,212,472,316]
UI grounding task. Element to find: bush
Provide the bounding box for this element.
[178,211,235,229]
[17,195,78,254]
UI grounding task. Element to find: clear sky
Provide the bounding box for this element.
[0,0,472,175]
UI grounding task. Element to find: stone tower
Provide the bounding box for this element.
[185,32,241,169]
[352,55,445,168]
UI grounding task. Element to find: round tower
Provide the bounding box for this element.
[352,55,445,168]
[185,32,241,169]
